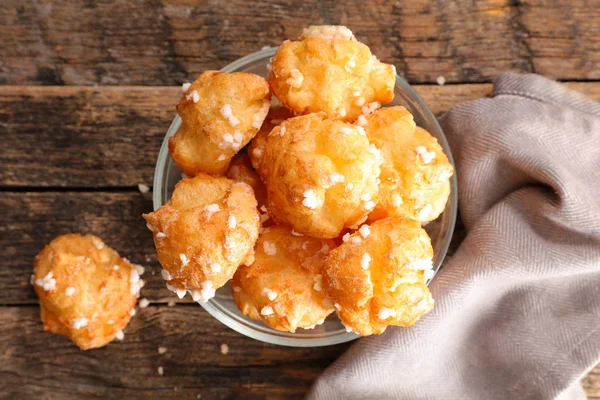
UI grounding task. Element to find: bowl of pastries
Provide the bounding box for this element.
[148,25,457,347]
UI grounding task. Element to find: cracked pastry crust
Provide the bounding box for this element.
[323,217,435,336]
[230,226,335,332]
[143,173,260,302]
[248,106,293,171]
[32,234,142,349]
[268,25,395,122]
[169,71,271,176]
[251,113,382,238]
[364,106,454,223]
[226,153,267,210]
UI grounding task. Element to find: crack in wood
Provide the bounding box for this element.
[510,0,535,73]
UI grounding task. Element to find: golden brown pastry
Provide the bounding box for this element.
[32,234,143,349]
[252,113,382,238]
[268,25,395,121]
[169,71,271,176]
[226,153,267,209]
[248,106,293,171]
[323,217,435,336]
[364,107,454,223]
[230,226,336,332]
[143,173,260,301]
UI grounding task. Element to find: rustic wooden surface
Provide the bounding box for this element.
[2,0,599,85]
[1,0,599,398]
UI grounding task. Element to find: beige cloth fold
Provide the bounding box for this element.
[308,73,600,400]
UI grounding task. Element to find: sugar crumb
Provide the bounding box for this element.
[35,272,56,292]
[302,189,318,209]
[378,307,397,320]
[204,203,220,213]
[228,215,237,229]
[359,224,370,238]
[252,147,263,158]
[364,201,376,210]
[350,236,362,244]
[361,253,372,270]
[418,204,433,221]
[263,241,277,256]
[300,25,356,41]
[179,253,189,267]
[260,305,274,316]
[313,274,323,292]
[161,269,172,281]
[220,343,229,355]
[71,317,88,329]
[286,69,304,88]
[262,288,278,301]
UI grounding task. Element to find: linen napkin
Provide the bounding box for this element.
[308,73,600,400]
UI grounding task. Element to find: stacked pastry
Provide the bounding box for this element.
[144,25,454,336]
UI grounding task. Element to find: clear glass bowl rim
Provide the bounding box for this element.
[152,47,458,347]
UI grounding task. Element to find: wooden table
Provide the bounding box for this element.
[1,1,599,398]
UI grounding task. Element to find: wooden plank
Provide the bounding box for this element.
[0,191,165,305]
[584,364,600,399]
[2,82,600,187]
[0,305,598,399]
[1,0,598,86]
[0,305,349,399]
[522,0,600,80]
[0,86,180,188]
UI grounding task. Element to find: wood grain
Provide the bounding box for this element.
[1,300,599,399]
[3,82,600,188]
[0,191,163,305]
[2,0,599,395]
[0,305,349,399]
[584,364,600,399]
[1,0,598,86]
[522,0,600,80]
[0,86,180,188]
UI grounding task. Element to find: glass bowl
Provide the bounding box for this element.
[152,48,458,347]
